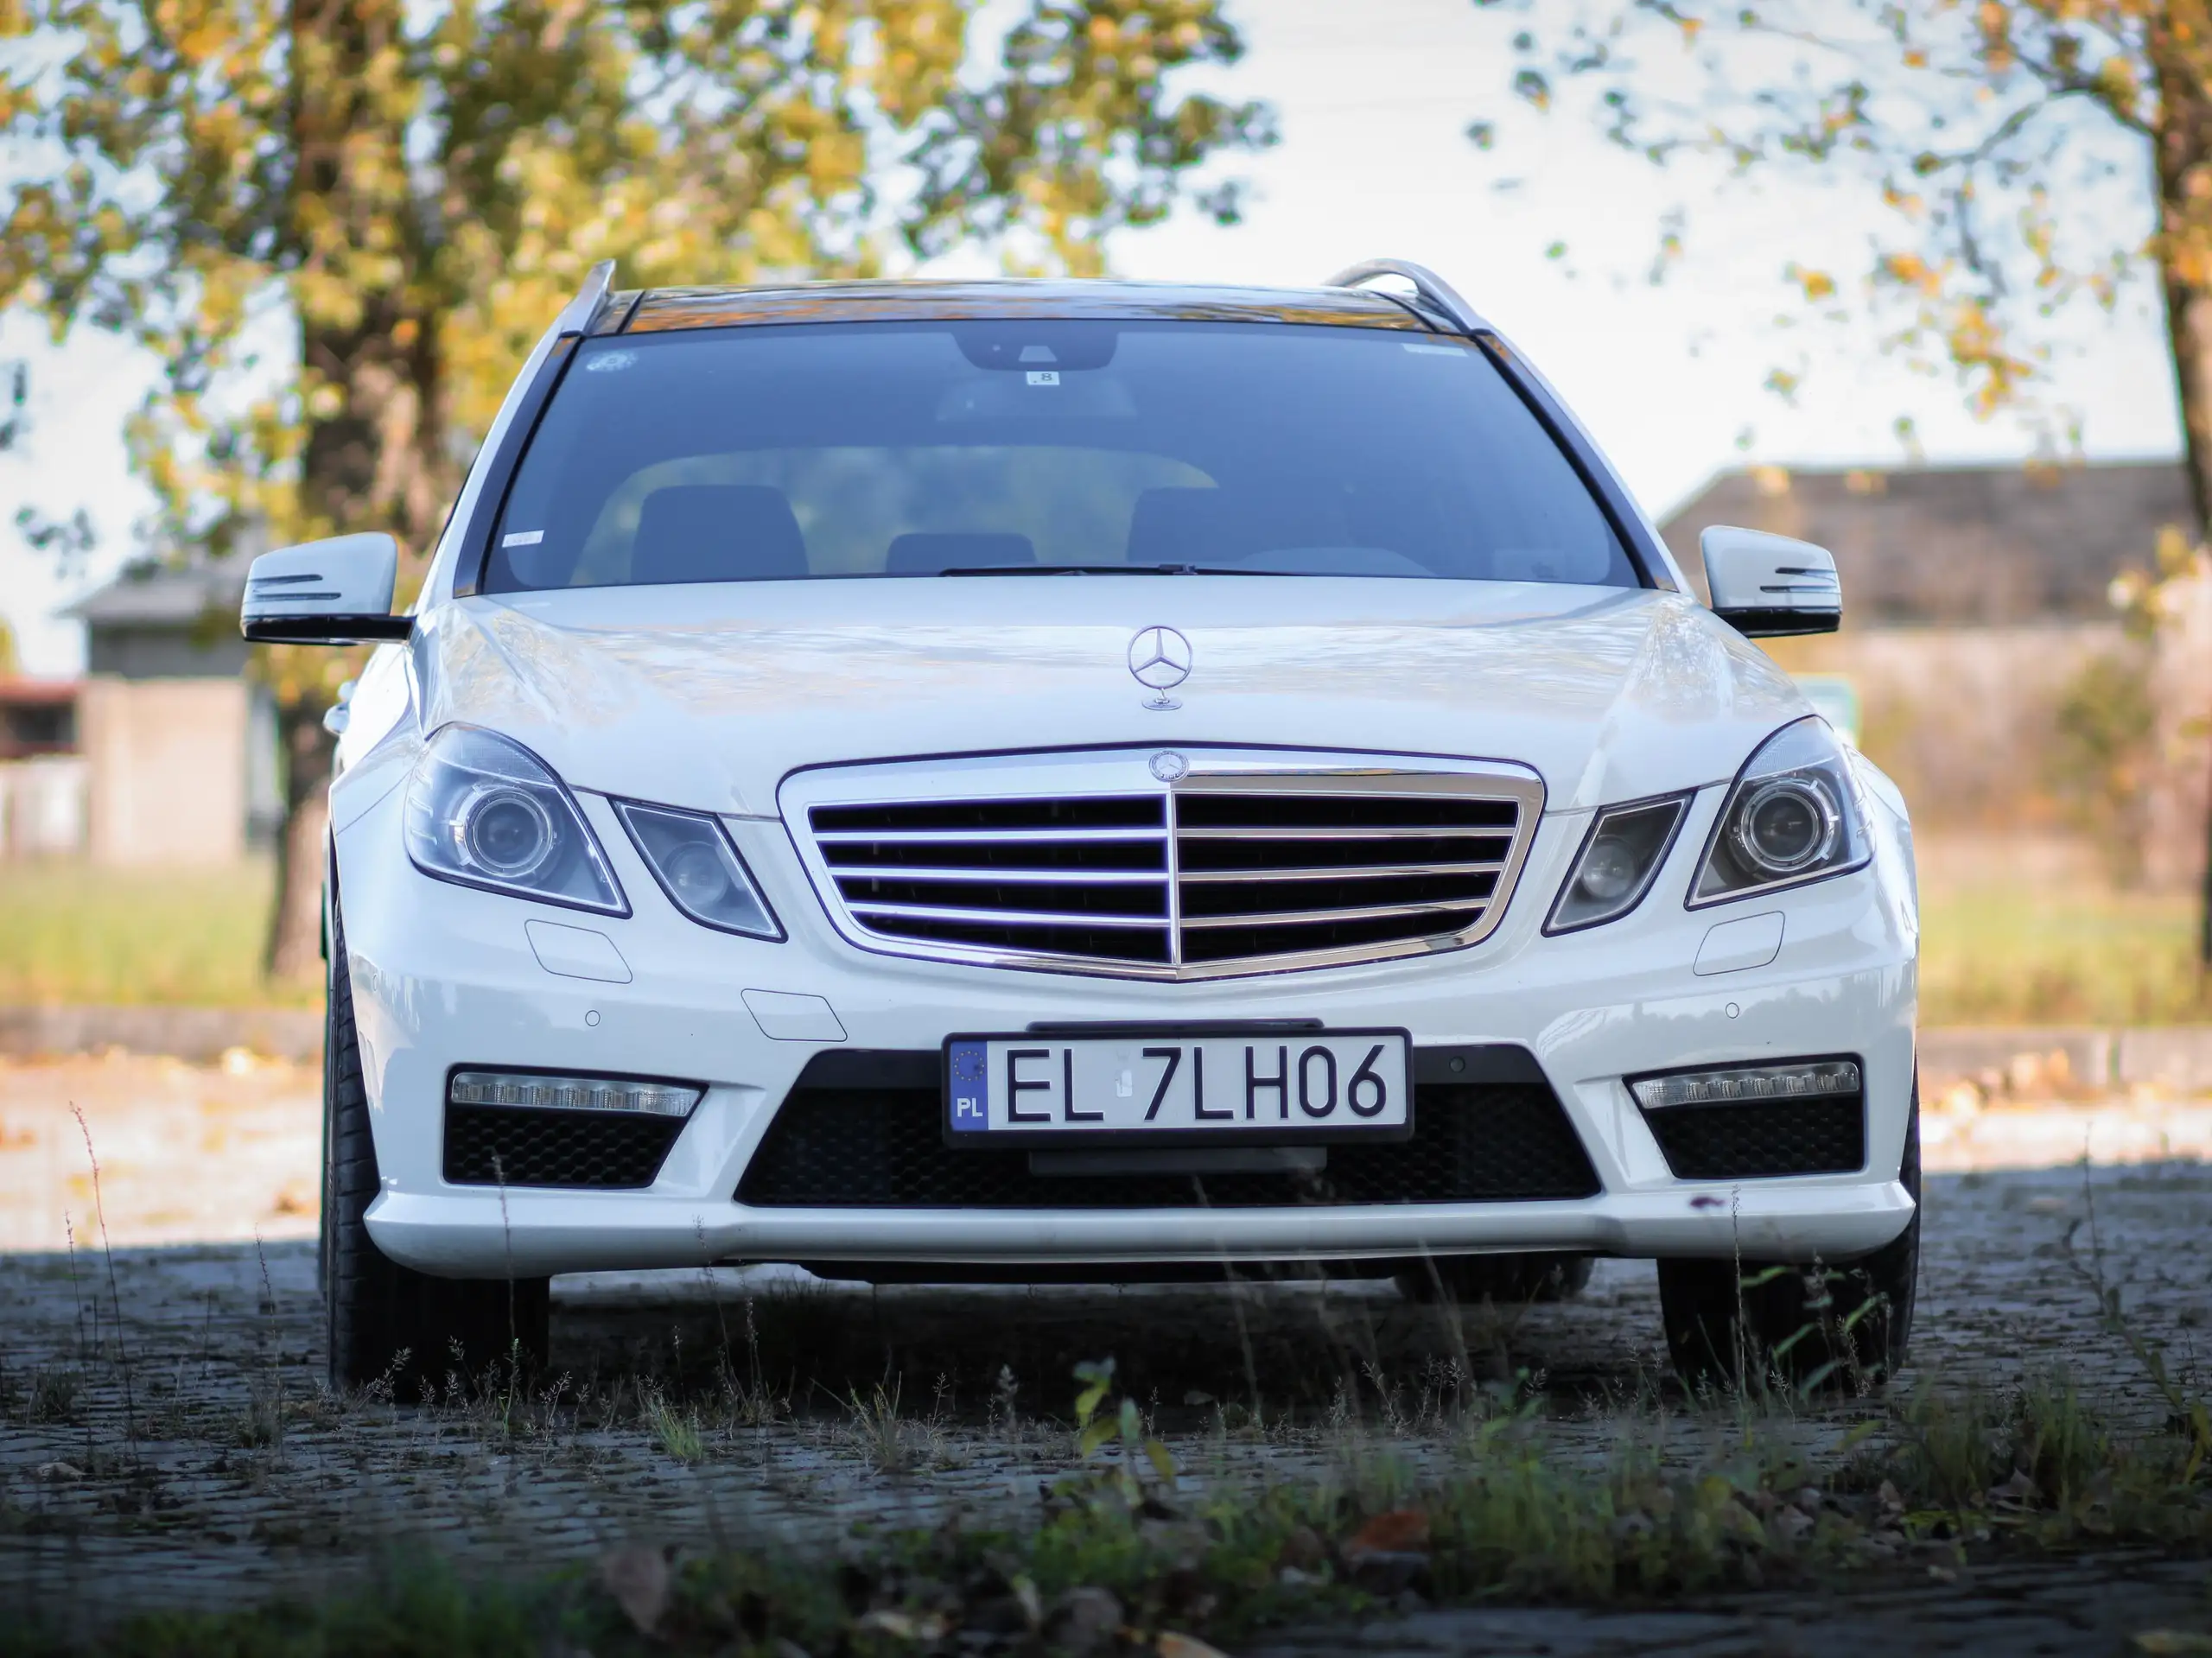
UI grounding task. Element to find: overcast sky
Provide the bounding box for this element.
[0,0,2180,676]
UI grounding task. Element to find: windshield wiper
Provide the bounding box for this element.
[934,562,1272,577]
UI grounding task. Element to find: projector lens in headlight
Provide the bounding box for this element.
[1732,777,1839,876]
[448,1070,702,1118]
[1628,1059,1861,1112]
[462,787,556,878]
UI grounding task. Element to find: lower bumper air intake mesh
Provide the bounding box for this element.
[1642,1095,1866,1180]
[736,1046,1601,1209]
[443,1104,684,1190]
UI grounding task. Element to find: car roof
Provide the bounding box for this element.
[597,278,1442,337]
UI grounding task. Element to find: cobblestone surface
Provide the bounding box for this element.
[2,1159,2209,1646]
[1246,1553,2212,1655]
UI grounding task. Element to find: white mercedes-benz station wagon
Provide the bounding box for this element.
[244,261,1918,1394]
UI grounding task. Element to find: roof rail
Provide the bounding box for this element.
[1325,259,1485,334]
[555,259,617,338]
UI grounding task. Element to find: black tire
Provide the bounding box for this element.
[1395,1251,1596,1305]
[1656,1080,1920,1394]
[324,899,549,1394]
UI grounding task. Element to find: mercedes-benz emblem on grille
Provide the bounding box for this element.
[1149,751,1188,781]
[1128,626,1192,692]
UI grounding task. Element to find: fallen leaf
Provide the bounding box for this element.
[598,1543,671,1636]
[2133,1635,2212,1655]
[1344,1509,1431,1557]
[1158,1635,1232,1658]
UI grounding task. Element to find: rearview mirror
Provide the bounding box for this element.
[239,532,410,644]
[1699,525,1840,638]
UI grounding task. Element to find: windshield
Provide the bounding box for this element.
[484,320,1639,592]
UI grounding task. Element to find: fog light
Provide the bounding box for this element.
[448,1070,702,1118]
[1628,1058,1859,1112]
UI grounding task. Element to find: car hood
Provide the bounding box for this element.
[415,579,1808,816]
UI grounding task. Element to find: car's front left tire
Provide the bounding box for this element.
[1656,1080,1920,1394]
[322,901,549,1394]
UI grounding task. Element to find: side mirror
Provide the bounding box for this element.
[239,532,411,644]
[1699,525,1840,638]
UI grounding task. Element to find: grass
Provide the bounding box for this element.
[0,856,314,1007]
[10,1356,2210,1657]
[0,850,2206,1026]
[1919,883,2212,1026]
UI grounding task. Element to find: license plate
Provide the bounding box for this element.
[943,1027,1412,1146]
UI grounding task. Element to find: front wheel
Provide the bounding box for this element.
[1656,1080,1920,1394]
[323,898,549,1394]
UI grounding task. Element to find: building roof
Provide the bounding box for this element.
[608,278,1434,337]
[0,677,79,705]
[1658,460,2195,624]
[65,561,248,628]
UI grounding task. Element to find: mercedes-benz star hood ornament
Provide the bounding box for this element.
[1128,626,1192,710]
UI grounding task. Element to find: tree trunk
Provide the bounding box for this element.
[267,697,336,980]
[258,0,452,985]
[2150,5,2212,965]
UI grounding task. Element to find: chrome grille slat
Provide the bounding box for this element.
[1179,860,1506,882]
[794,754,1542,980]
[1174,824,1506,840]
[833,865,1166,886]
[815,827,1166,843]
[1178,898,1489,930]
[849,901,1173,930]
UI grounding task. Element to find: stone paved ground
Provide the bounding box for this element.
[2,1057,2210,1648]
[3,1159,2209,1648]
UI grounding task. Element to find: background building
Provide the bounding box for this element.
[0,559,279,864]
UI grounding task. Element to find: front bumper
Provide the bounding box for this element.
[334,775,1919,1279]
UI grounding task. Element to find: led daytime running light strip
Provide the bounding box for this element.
[448,1070,702,1118]
[1629,1060,1859,1113]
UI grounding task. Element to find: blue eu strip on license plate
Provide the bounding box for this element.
[949,1039,991,1132]
[943,1029,1411,1144]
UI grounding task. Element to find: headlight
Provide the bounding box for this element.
[1545,792,1691,933]
[404,725,626,913]
[613,800,784,939]
[1690,717,1869,906]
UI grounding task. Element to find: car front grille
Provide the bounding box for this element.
[443,1104,684,1189]
[1641,1095,1866,1180]
[735,1047,1601,1210]
[793,752,1542,979]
